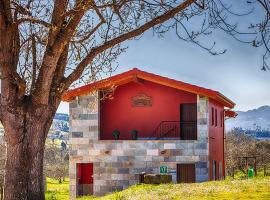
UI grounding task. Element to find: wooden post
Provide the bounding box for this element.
[254,157,257,177]
[264,166,266,177]
[232,167,234,179]
[246,157,248,178]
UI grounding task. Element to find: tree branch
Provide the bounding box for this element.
[15,17,51,28]
[63,0,197,88]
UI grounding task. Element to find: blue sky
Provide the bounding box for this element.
[58,2,270,114]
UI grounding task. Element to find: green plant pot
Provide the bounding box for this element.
[131,130,138,140]
[113,130,120,140]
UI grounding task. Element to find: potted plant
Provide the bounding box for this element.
[130,130,138,140]
[113,130,120,140]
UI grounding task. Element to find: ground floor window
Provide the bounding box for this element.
[212,160,217,180]
[177,163,196,183]
[219,161,223,180]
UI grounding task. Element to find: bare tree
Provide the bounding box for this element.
[0,0,264,199]
[226,129,270,177]
[246,0,270,70]
[44,143,68,184]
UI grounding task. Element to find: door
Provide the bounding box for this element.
[177,164,196,183]
[180,104,197,140]
[77,163,93,196]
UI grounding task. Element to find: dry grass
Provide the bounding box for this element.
[77,177,270,200]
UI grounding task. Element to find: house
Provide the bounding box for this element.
[62,68,237,198]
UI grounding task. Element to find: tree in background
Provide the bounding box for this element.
[0,0,269,199]
[247,0,270,70]
[44,143,68,184]
[226,129,270,177]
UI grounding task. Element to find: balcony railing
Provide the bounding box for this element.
[147,121,197,140]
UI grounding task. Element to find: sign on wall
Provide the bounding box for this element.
[160,165,168,174]
[131,93,152,107]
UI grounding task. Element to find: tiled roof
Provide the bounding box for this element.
[62,68,235,108]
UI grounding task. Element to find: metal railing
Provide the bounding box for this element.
[149,121,197,140]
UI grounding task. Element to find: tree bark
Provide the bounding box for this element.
[2,103,57,200]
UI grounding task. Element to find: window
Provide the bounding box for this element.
[213,160,217,180]
[220,111,223,127]
[211,107,214,126]
[215,109,217,127]
[219,161,223,180]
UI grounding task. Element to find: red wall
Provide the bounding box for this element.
[208,99,225,180]
[100,80,196,140]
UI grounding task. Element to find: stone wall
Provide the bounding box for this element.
[69,93,209,198]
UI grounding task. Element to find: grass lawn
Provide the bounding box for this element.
[46,177,270,200]
[45,178,69,200]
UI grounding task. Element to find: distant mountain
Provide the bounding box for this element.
[226,105,270,139]
[54,113,69,122]
[226,105,270,131]
[51,113,69,133]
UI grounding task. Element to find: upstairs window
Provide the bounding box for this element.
[215,109,217,127]
[211,107,214,126]
[220,111,223,127]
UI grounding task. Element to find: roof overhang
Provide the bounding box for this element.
[62,68,236,109]
[224,110,238,118]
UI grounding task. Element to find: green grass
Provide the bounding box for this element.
[46,176,270,200]
[45,178,69,200]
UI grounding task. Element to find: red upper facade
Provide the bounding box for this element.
[62,68,235,109]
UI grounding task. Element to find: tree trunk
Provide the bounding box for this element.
[0,185,3,200]
[2,104,56,200]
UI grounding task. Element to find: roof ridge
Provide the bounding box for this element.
[62,68,235,108]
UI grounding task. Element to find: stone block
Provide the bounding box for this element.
[77,149,89,156]
[134,156,152,162]
[71,132,83,138]
[164,143,176,149]
[117,156,132,162]
[147,149,159,156]
[118,168,130,174]
[164,156,176,162]
[112,186,124,192]
[199,155,208,162]
[89,125,98,132]
[195,143,207,149]
[70,150,78,156]
[171,149,182,156]
[194,149,208,155]
[196,174,208,182]
[152,156,164,162]
[78,114,98,120]
[195,162,207,168]
[175,143,187,149]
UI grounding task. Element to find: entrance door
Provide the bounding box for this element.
[180,104,197,140]
[77,163,93,196]
[177,164,196,183]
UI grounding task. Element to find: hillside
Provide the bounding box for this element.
[226,105,270,139]
[0,113,69,146]
[45,177,270,200]
[226,105,270,131]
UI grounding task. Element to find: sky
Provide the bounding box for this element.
[57,1,270,114]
